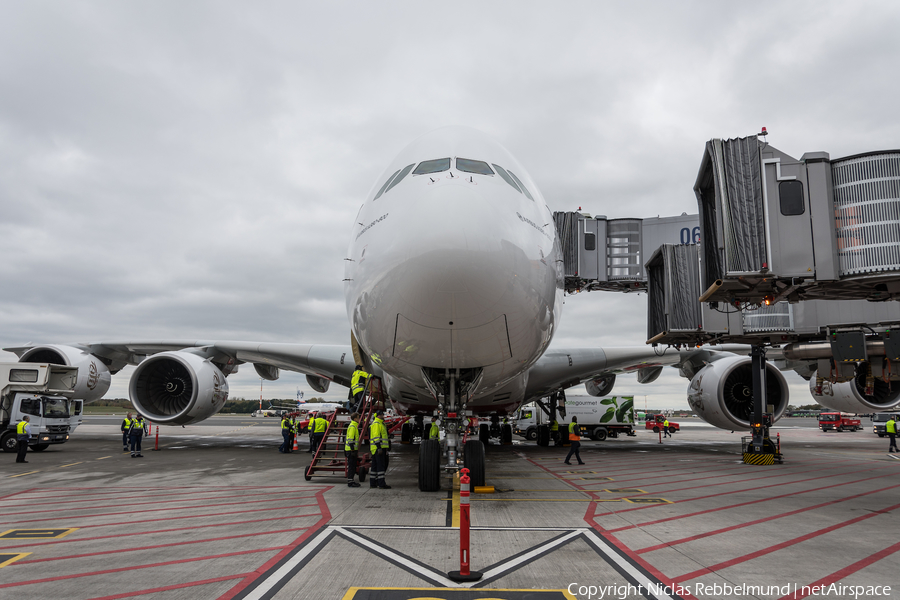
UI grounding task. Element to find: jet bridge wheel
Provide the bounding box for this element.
[418,439,441,492]
[1,431,17,452]
[463,440,486,487]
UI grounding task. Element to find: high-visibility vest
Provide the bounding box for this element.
[281,418,291,431]
[550,420,559,432]
[568,422,581,441]
[314,417,328,433]
[122,418,131,431]
[345,421,360,452]
[888,419,897,434]
[429,422,440,439]
[370,417,388,453]
[131,418,145,434]
[663,420,670,428]
[351,370,369,395]
[16,421,28,435]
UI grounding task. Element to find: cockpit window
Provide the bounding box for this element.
[507,169,534,201]
[413,158,451,175]
[383,163,415,196]
[456,158,494,175]
[373,168,401,201]
[491,164,521,193]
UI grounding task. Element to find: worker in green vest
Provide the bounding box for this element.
[121,412,132,452]
[887,416,898,453]
[129,414,147,458]
[429,416,440,440]
[345,412,362,487]
[663,418,671,438]
[550,418,560,446]
[369,411,391,489]
[311,413,329,455]
[15,416,31,463]
[350,365,370,412]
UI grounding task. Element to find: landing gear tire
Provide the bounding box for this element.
[537,425,550,447]
[593,427,607,441]
[478,423,489,446]
[501,424,513,445]
[401,422,412,444]
[31,444,49,452]
[418,439,441,492]
[1,432,17,453]
[463,440,486,487]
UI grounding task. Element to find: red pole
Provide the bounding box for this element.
[448,468,482,581]
[658,428,663,444]
[154,423,159,451]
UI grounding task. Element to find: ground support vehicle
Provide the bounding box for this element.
[1,362,81,452]
[515,396,637,441]
[872,413,900,437]
[645,414,679,434]
[818,412,861,432]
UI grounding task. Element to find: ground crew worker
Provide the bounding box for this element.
[550,418,560,446]
[129,414,147,458]
[307,412,316,452]
[15,415,31,463]
[369,411,391,488]
[564,416,584,465]
[121,412,133,451]
[288,416,298,452]
[279,414,292,453]
[311,413,329,456]
[887,416,898,453]
[663,418,671,438]
[345,412,362,487]
[429,416,440,440]
[350,365,370,411]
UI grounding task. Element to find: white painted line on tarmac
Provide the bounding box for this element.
[336,527,459,587]
[473,529,581,585]
[242,527,333,600]
[582,529,675,600]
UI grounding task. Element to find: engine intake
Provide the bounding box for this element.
[19,345,111,402]
[687,355,789,430]
[809,368,900,413]
[130,351,228,425]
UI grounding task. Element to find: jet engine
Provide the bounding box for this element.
[687,355,789,430]
[129,351,229,425]
[585,374,616,397]
[808,369,900,413]
[18,344,111,402]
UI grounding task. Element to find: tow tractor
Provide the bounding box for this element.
[818,412,861,432]
[645,414,679,434]
[1,362,81,452]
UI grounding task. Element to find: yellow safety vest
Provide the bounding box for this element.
[345,421,360,452]
[122,418,131,431]
[314,417,328,433]
[663,420,670,428]
[429,422,440,439]
[281,418,291,431]
[351,370,369,395]
[888,419,897,434]
[370,417,388,453]
[131,418,145,434]
[550,420,559,432]
[568,422,580,441]
[16,421,28,435]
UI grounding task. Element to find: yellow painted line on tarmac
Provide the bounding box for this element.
[58,462,83,468]
[7,471,38,478]
[96,456,112,460]
[0,553,31,568]
[451,472,460,528]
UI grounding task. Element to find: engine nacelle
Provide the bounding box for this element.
[18,344,111,402]
[687,355,789,431]
[585,375,616,397]
[129,351,229,425]
[306,374,330,394]
[808,369,900,413]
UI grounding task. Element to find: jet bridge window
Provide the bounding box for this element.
[413,158,451,175]
[383,163,415,196]
[456,158,494,175]
[779,180,805,216]
[492,164,521,193]
[507,170,535,201]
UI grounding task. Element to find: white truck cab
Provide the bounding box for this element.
[1,363,80,453]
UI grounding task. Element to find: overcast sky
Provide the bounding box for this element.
[2,1,899,410]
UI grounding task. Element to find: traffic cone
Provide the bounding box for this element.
[293,437,299,451]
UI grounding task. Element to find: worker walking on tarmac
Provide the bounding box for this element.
[887,415,898,453]
[564,416,585,465]
[15,415,31,463]
[350,365,370,412]
[129,414,147,458]
[663,418,672,438]
[311,412,329,456]
[429,416,440,440]
[279,414,292,453]
[121,412,133,451]
[345,412,362,487]
[369,411,391,488]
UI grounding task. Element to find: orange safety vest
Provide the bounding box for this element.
[568,422,580,441]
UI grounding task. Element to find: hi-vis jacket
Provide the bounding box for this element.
[345,420,360,452]
[314,416,329,434]
[370,417,388,454]
[351,369,369,396]
[568,422,581,442]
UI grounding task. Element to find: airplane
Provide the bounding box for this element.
[6,126,896,490]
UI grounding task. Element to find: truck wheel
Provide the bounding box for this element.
[878,433,885,437]
[463,440,486,487]
[525,428,537,441]
[652,426,660,434]
[593,428,608,441]
[31,444,49,452]
[1,432,17,453]
[668,427,677,434]
[837,426,844,432]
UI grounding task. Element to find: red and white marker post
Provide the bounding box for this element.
[448,467,483,582]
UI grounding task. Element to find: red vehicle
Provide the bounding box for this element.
[645,414,679,434]
[818,412,861,432]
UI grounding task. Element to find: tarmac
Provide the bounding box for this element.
[1,416,899,600]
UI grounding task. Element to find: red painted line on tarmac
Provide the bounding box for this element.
[776,539,900,600]
[674,502,900,586]
[82,573,254,600]
[0,488,38,502]
[638,483,900,554]
[216,488,333,600]
[607,471,890,533]
[0,489,317,516]
[0,496,320,526]
[8,484,321,503]
[16,527,313,564]
[3,511,324,550]
[0,547,285,589]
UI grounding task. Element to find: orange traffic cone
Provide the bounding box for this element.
[293,437,299,451]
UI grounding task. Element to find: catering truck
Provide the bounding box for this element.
[514,396,636,441]
[1,362,81,452]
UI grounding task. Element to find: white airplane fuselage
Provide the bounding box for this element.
[344,127,563,413]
